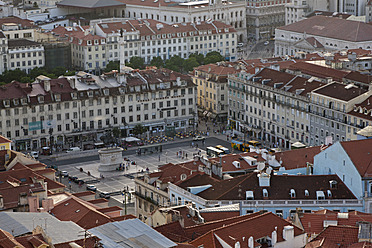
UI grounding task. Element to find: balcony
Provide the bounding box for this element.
[134,191,160,206]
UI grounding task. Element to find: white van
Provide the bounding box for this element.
[66,147,81,153]
[30,151,39,159]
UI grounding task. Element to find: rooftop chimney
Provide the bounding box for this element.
[283,226,294,241]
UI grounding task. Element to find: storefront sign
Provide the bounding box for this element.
[29,121,42,131]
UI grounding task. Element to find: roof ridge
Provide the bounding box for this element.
[214,173,254,199]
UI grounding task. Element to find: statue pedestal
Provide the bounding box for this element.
[98,147,123,172]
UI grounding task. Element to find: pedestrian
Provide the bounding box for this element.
[176,151,178,157]
[158,154,161,161]
[186,153,188,159]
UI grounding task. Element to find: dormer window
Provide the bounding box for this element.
[262,189,268,198]
[290,189,296,198]
[21,98,27,105]
[246,191,254,200]
[71,93,77,100]
[87,40,92,45]
[38,95,44,103]
[78,39,82,45]
[101,39,105,44]
[3,100,10,107]
[94,40,99,45]
[316,191,325,200]
[304,190,309,197]
[327,190,332,198]
[13,99,19,105]
[103,89,109,96]
[55,94,61,102]
[88,91,93,97]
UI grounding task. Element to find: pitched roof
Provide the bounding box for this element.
[340,139,372,177]
[155,212,263,242]
[278,16,372,42]
[299,211,372,235]
[305,225,359,248]
[0,16,34,28]
[7,39,41,48]
[51,196,116,229]
[274,146,322,170]
[0,135,11,143]
[288,61,349,82]
[313,82,367,102]
[57,0,125,8]
[189,212,304,248]
[182,173,356,201]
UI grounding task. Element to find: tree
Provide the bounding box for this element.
[104,61,120,72]
[51,66,68,77]
[204,51,224,64]
[150,56,164,68]
[127,56,145,69]
[164,55,184,72]
[0,69,27,83]
[183,57,200,73]
[132,124,147,136]
[189,53,205,65]
[112,127,121,138]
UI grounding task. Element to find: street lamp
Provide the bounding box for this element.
[122,186,131,215]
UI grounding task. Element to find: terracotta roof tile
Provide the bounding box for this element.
[0,136,11,143]
[340,139,372,177]
[300,211,372,235]
[313,82,367,102]
[179,173,356,201]
[278,16,372,42]
[288,62,349,82]
[189,212,304,248]
[51,196,115,229]
[305,225,359,248]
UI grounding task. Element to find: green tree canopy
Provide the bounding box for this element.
[189,53,205,65]
[127,56,145,69]
[183,57,200,73]
[150,56,164,68]
[132,124,147,136]
[104,61,120,72]
[204,51,224,64]
[164,55,184,72]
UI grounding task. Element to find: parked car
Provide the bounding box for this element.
[86,185,96,191]
[237,42,244,47]
[66,147,81,153]
[60,171,69,177]
[99,192,111,199]
[30,151,39,159]
[264,41,269,46]
[193,136,206,141]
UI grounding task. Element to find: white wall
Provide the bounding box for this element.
[313,142,363,199]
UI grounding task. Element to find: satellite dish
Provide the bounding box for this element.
[266,167,272,175]
[257,163,265,171]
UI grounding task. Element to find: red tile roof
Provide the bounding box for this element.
[288,62,349,82]
[14,233,48,248]
[0,16,35,28]
[51,196,118,229]
[299,211,372,235]
[278,16,372,42]
[305,225,358,248]
[181,173,355,201]
[274,146,322,170]
[340,139,372,177]
[0,135,11,143]
[313,82,367,102]
[189,212,304,248]
[0,229,24,247]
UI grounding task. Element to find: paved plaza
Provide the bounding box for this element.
[58,144,207,204]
